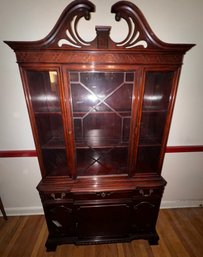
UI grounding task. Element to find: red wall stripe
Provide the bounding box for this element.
[166,145,203,153]
[0,146,202,158]
[0,150,37,158]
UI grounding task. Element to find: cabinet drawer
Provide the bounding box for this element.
[74,190,134,201]
[40,192,72,203]
[44,203,75,236]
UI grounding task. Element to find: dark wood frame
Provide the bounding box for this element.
[5,0,194,252]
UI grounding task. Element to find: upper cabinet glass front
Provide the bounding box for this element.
[136,71,174,172]
[69,71,135,176]
[26,70,69,176]
[25,69,176,177]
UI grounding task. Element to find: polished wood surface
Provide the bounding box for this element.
[1,208,203,257]
[4,0,195,251]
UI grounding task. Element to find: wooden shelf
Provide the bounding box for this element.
[75,139,128,149]
[41,137,66,149]
[35,111,61,115]
[142,109,167,113]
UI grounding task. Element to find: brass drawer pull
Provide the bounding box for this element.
[101,192,106,198]
[96,192,112,198]
[51,193,66,200]
[139,189,153,197]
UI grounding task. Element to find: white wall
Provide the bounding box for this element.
[0,0,203,215]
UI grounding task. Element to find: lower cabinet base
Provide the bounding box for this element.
[45,231,159,252]
[38,176,166,252]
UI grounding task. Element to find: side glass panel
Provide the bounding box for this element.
[26,71,68,176]
[70,71,135,176]
[136,71,174,172]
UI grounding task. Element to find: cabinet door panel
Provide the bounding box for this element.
[77,204,130,238]
[132,201,160,233]
[45,204,75,236]
[69,71,135,177]
[136,71,174,173]
[26,70,69,176]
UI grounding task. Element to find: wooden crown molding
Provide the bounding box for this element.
[4,0,194,52]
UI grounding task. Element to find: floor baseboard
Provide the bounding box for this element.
[161,200,203,209]
[2,206,44,216]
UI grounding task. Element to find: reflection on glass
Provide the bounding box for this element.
[70,71,134,176]
[136,71,174,172]
[26,70,68,176]
[49,71,57,92]
[142,72,173,111]
[27,71,60,113]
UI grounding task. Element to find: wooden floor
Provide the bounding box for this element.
[0,208,203,257]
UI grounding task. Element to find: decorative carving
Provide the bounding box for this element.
[133,202,155,210]
[96,192,113,198]
[16,51,183,65]
[115,16,147,48]
[111,1,150,48]
[5,0,194,52]
[53,1,95,49]
[58,11,92,48]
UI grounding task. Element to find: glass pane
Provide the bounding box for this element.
[136,71,174,173]
[42,149,68,176]
[136,146,161,172]
[26,71,60,112]
[70,71,134,176]
[26,70,68,176]
[35,114,65,147]
[143,72,174,111]
[139,112,167,145]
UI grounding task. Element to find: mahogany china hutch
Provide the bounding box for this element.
[5,0,194,251]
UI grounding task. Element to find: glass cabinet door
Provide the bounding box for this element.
[69,71,135,176]
[26,70,69,176]
[136,71,174,172]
